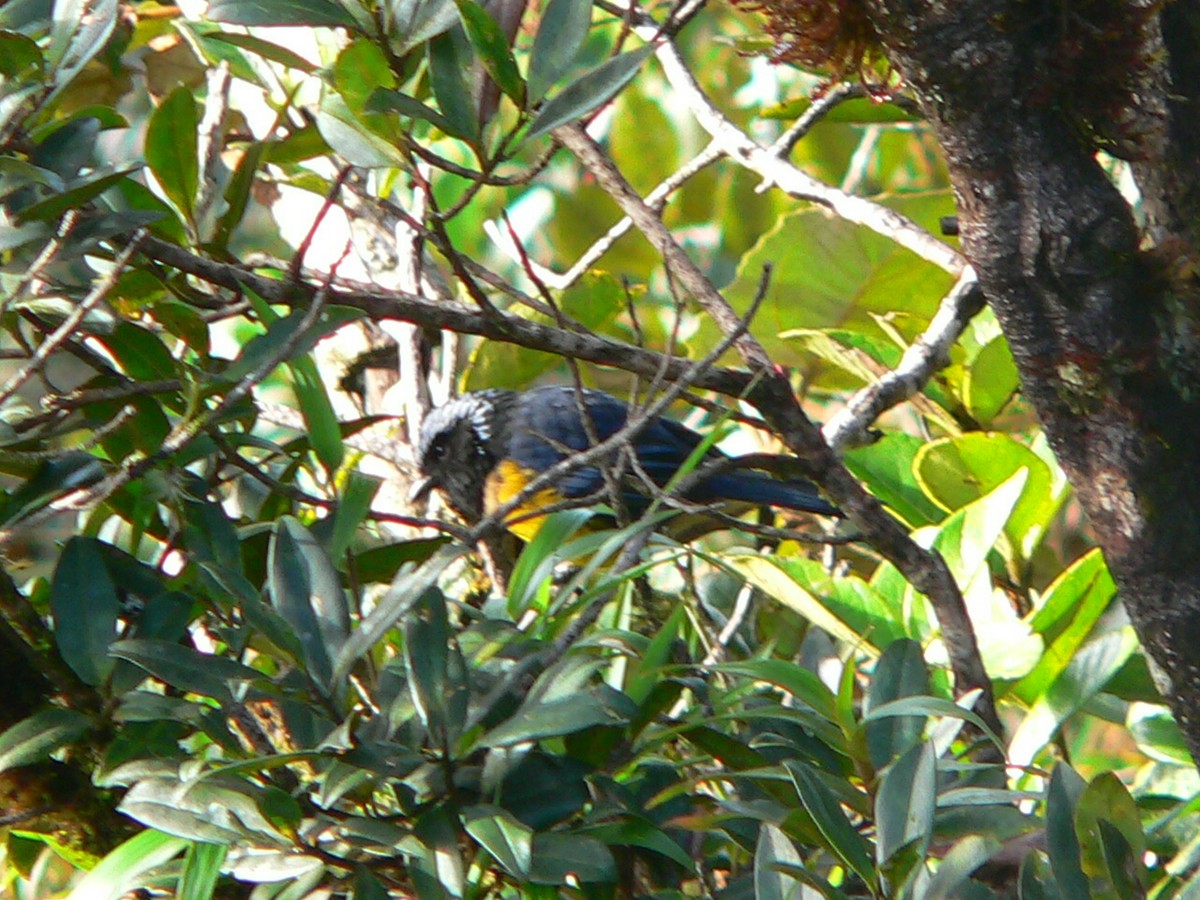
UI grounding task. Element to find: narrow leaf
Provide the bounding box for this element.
[528,0,591,101]
[527,45,655,141]
[0,709,90,775]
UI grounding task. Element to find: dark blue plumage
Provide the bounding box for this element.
[414,386,838,538]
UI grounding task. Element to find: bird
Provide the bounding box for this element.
[410,386,839,541]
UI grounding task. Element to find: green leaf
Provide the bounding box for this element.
[454,0,524,105]
[404,588,467,745]
[145,88,199,221]
[924,834,1003,900]
[786,761,876,890]
[329,472,381,559]
[916,432,1068,562]
[529,832,616,885]
[527,45,656,141]
[506,508,594,617]
[0,30,43,78]
[1014,549,1116,705]
[528,0,591,102]
[427,29,479,142]
[706,195,956,368]
[1046,764,1091,900]
[207,0,356,26]
[0,709,91,775]
[289,353,343,471]
[366,88,460,138]
[481,690,627,747]
[268,517,351,694]
[1126,702,1192,765]
[719,553,882,652]
[51,537,120,686]
[316,93,409,168]
[109,638,263,698]
[864,639,929,768]
[1008,627,1139,768]
[754,824,805,900]
[716,659,838,721]
[66,830,188,900]
[200,31,318,73]
[14,168,138,223]
[463,806,533,879]
[464,274,631,390]
[844,432,949,527]
[964,335,1020,424]
[1075,773,1146,896]
[578,817,693,870]
[875,741,935,870]
[178,842,227,900]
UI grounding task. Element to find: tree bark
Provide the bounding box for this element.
[864,0,1200,765]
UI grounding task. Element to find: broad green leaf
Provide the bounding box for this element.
[0,30,43,78]
[366,88,461,138]
[333,38,397,114]
[864,639,929,768]
[454,0,523,105]
[118,777,289,844]
[269,517,351,694]
[786,761,876,890]
[0,709,90,775]
[506,509,594,617]
[528,832,616,884]
[145,88,199,221]
[207,0,356,26]
[66,830,188,900]
[843,432,946,527]
[528,0,592,102]
[1075,773,1146,896]
[527,45,656,141]
[316,93,408,169]
[754,824,806,900]
[109,638,263,698]
[463,806,533,879]
[178,842,226,900]
[1046,764,1091,900]
[706,196,956,367]
[51,537,120,686]
[915,432,1068,562]
[964,335,1020,424]
[925,469,1024,587]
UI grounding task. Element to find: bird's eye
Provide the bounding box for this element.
[431,439,447,460]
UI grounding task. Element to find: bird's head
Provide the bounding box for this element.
[410,390,508,522]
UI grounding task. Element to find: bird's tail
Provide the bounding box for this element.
[694,471,840,516]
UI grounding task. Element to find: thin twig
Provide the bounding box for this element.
[0,229,147,410]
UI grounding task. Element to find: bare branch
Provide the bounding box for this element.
[824,269,986,451]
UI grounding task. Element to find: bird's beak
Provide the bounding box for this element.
[409,475,436,504]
